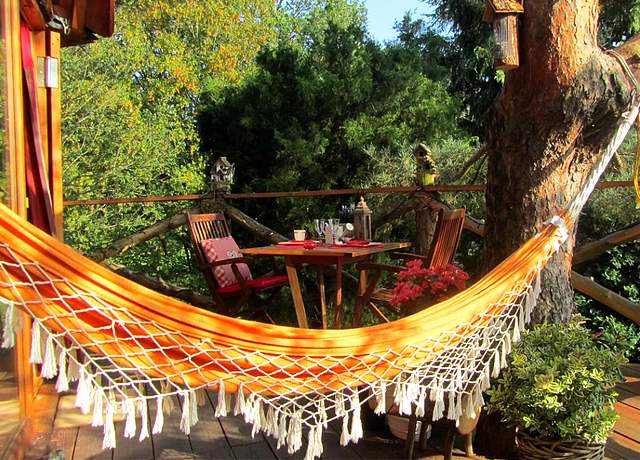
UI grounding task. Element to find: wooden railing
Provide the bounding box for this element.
[69,181,639,325]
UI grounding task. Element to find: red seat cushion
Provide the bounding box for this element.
[216,275,288,296]
[248,275,289,290]
[200,237,252,287]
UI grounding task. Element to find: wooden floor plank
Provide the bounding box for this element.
[613,402,640,443]
[111,420,154,460]
[150,397,192,459]
[264,433,306,460]
[620,364,640,379]
[606,432,640,460]
[73,424,112,460]
[617,388,640,411]
[48,426,78,460]
[186,395,233,459]
[218,415,262,447]
[231,441,277,459]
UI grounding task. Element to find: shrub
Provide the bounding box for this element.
[486,322,626,444]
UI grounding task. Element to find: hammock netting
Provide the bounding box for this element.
[0,104,637,460]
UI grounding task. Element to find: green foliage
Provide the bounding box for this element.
[424,0,501,136]
[576,294,640,362]
[199,1,464,236]
[62,0,276,288]
[487,323,626,444]
[575,134,640,362]
[599,0,640,46]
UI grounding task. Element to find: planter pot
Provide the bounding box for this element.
[517,432,605,460]
[386,414,422,441]
[398,296,438,317]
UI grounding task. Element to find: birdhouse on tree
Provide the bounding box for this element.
[483,0,524,71]
[414,143,438,186]
[210,157,235,193]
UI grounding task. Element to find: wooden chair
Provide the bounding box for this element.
[186,212,288,316]
[353,208,466,326]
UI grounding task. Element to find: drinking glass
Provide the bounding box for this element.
[314,219,326,241]
[328,219,340,244]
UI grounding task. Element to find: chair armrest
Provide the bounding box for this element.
[390,252,428,262]
[357,262,404,273]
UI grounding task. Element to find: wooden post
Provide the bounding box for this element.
[415,198,437,256]
[47,30,63,239]
[571,271,640,325]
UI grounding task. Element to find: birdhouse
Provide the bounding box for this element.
[210,157,235,193]
[483,0,524,71]
[353,196,373,241]
[414,143,438,186]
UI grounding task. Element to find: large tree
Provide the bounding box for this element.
[483,1,640,323]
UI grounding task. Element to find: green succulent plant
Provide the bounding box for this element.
[486,322,626,444]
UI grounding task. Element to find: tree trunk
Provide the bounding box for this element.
[414,193,438,256]
[484,0,637,324]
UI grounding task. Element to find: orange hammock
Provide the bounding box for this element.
[0,200,565,451]
[0,103,636,460]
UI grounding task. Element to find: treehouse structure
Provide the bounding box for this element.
[0,2,639,460]
[0,1,114,457]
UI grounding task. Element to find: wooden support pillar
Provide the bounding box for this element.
[415,192,438,257]
[47,30,63,239]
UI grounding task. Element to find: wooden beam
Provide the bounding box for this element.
[224,206,288,244]
[20,0,46,30]
[62,181,637,207]
[47,31,63,239]
[84,0,114,37]
[63,193,204,206]
[88,207,198,262]
[574,222,640,264]
[416,193,486,237]
[571,271,640,325]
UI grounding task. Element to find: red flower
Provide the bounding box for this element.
[390,260,469,308]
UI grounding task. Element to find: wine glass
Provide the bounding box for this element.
[314,219,326,241]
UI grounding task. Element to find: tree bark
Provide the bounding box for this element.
[415,194,438,256]
[224,205,288,243]
[89,207,199,262]
[484,1,638,324]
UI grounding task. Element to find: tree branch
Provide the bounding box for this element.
[372,195,419,230]
[573,222,640,264]
[447,145,488,183]
[224,206,288,243]
[88,206,200,262]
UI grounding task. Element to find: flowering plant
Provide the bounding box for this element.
[390,260,469,308]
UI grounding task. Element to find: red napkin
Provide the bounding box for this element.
[276,240,318,248]
[346,240,371,246]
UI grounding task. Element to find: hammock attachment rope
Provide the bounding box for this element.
[0,102,638,459]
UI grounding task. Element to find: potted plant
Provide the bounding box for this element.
[390,260,469,316]
[486,322,626,460]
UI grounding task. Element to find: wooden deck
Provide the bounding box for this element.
[19,364,640,460]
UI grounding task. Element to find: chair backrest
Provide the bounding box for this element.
[426,208,465,268]
[186,213,233,290]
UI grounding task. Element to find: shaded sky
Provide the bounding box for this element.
[364,0,431,43]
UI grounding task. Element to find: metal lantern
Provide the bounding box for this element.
[210,157,235,193]
[353,196,372,241]
[483,0,524,71]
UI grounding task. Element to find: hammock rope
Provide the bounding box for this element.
[1,102,638,459]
